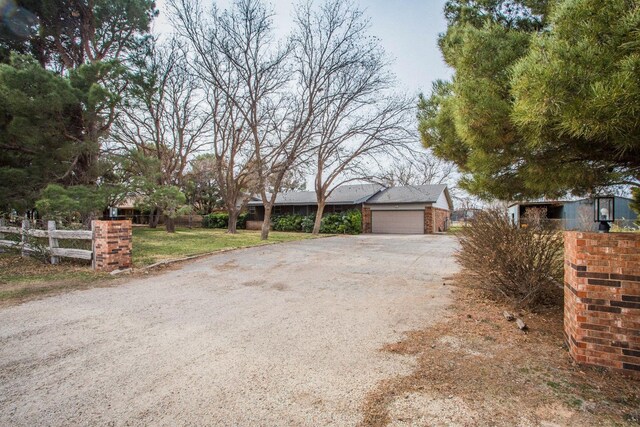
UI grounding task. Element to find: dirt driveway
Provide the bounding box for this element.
[0,234,458,426]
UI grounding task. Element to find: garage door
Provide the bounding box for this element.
[372,210,424,234]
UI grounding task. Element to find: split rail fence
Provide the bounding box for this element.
[0,219,93,264]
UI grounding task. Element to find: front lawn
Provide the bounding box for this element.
[0,227,317,304]
[132,227,316,266]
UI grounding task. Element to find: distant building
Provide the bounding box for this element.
[508,197,638,230]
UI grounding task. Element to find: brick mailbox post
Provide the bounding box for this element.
[92,220,133,272]
[564,231,640,377]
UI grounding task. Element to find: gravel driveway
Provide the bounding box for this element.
[0,234,458,426]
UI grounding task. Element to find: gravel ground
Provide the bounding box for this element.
[0,234,458,426]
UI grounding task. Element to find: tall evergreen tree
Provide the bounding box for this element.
[0,56,81,212]
[419,0,639,200]
[0,0,157,212]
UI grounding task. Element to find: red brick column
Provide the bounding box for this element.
[92,220,133,272]
[424,207,434,234]
[362,207,372,234]
[564,231,640,377]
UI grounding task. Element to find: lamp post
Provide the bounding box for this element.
[594,196,615,233]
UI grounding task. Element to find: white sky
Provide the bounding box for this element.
[152,0,453,95]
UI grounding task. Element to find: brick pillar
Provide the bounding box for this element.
[564,231,640,377]
[362,207,372,234]
[92,220,133,272]
[424,206,434,234]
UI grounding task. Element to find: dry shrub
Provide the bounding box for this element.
[455,208,564,309]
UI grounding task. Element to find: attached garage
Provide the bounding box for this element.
[371,210,423,234]
[363,185,453,235]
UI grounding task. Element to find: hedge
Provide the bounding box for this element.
[272,210,361,234]
[202,212,248,229]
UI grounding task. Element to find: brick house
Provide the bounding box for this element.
[363,184,453,234]
[248,184,453,234]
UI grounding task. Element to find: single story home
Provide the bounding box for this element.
[508,197,638,230]
[248,183,453,234]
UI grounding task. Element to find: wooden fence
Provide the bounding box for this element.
[0,219,92,264]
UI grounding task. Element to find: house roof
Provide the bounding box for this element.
[248,184,385,206]
[366,184,450,205]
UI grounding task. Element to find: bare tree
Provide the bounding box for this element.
[292,0,415,234]
[454,195,478,226]
[206,82,260,233]
[170,0,322,240]
[112,38,210,229]
[379,152,456,187]
[184,154,222,215]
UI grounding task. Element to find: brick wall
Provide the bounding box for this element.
[564,231,640,378]
[92,220,132,272]
[362,207,372,234]
[433,208,450,232]
[424,206,450,233]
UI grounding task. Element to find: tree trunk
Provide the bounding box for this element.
[261,204,272,240]
[165,216,176,233]
[312,201,326,235]
[227,209,239,234]
[149,208,160,228]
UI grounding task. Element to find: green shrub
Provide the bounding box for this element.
[237,212,248,228]
[202,212,249,229]
[272,214,306,231]
[301,215,315,233]
[269,210,362,234]
[203,212,228,228]
[319,210,362,234]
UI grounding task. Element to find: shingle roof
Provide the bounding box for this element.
[248,184,384,206]
[365,184,448,204]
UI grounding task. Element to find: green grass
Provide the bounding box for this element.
[132,227,316,267]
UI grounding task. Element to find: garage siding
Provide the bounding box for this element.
[371,210,424,234]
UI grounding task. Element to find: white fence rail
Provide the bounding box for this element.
[0,219,92,263]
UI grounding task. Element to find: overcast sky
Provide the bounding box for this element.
[153,0,453,96]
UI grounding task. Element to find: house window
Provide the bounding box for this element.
[274,206,283,215]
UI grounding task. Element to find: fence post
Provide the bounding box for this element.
[48,220,59,265]
[0,218,4,240]
[21,218,29,257]
[91,220,96,270]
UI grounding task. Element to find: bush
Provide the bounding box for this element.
[203,212,228,228]
[455,209,564,309]
[270,210,362,234]
[202,212,248,229]
[301,215,315,233]
[272,214,306,231]
[319,210,362,234]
